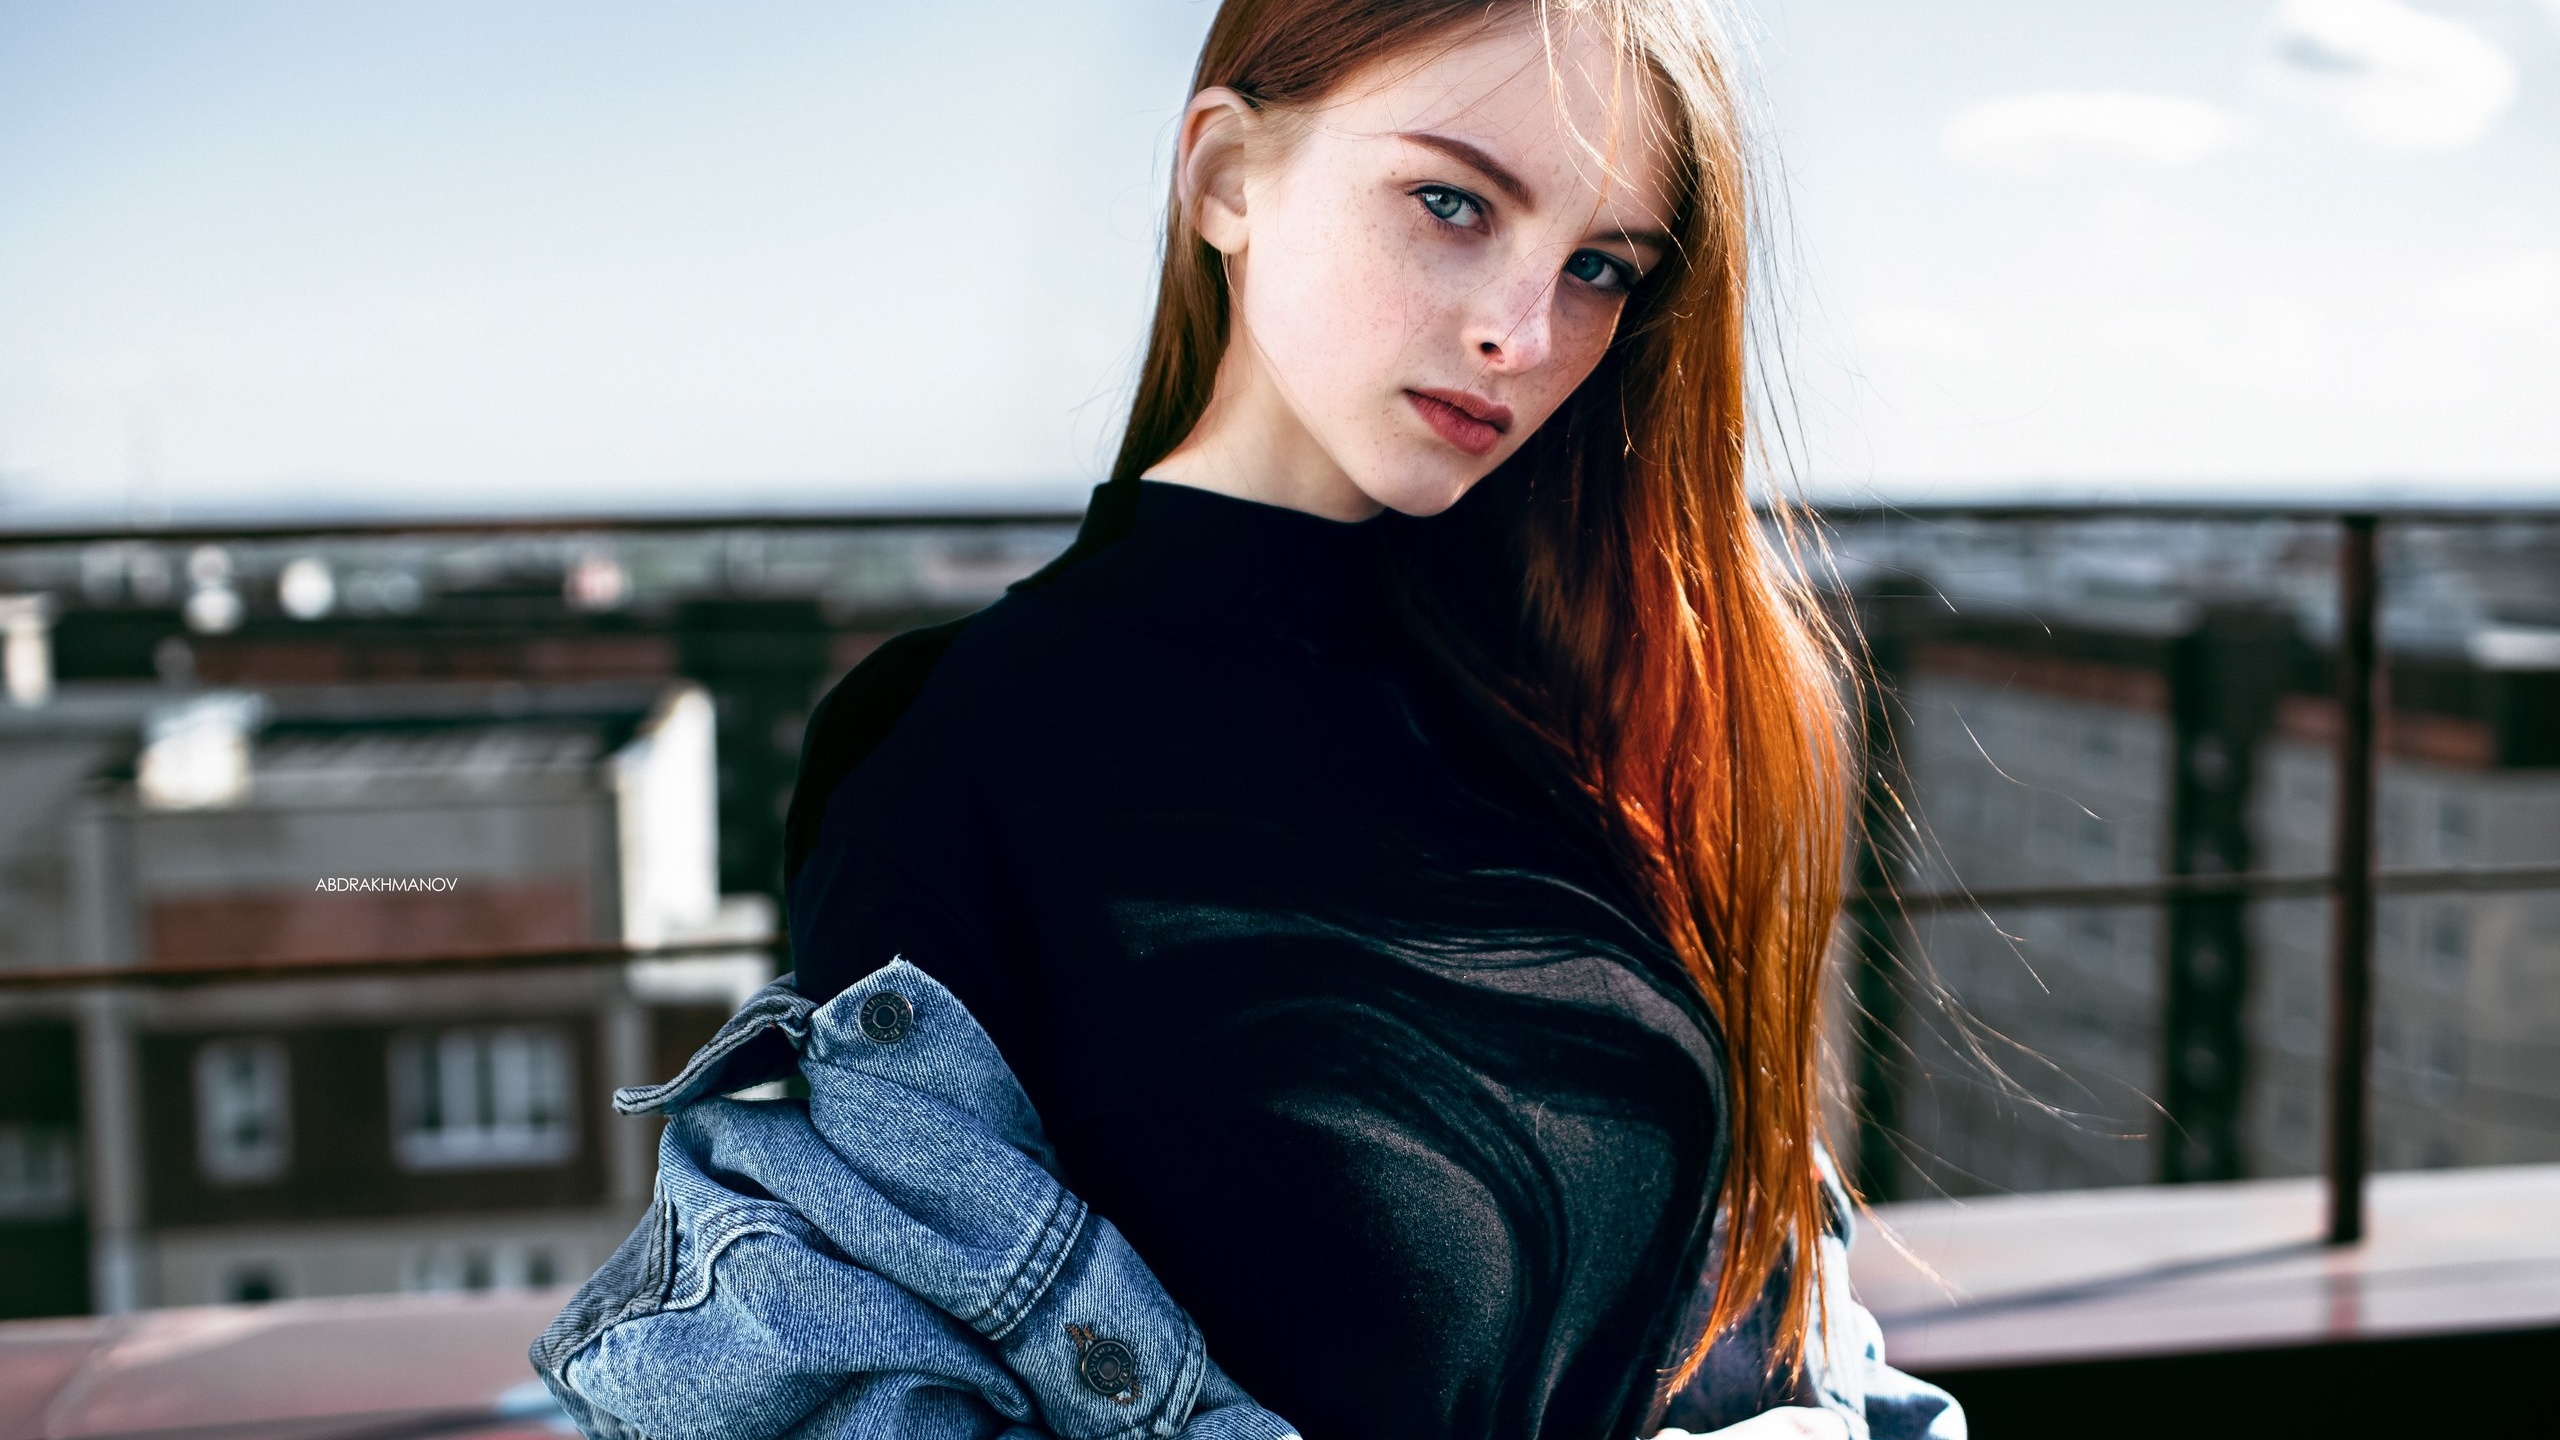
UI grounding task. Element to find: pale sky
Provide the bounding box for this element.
[0,0,2553,520]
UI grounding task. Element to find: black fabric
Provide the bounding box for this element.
[783,615,973,890]
[788,480,1726,1440]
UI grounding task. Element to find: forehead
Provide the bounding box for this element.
[1307,16,1679,229]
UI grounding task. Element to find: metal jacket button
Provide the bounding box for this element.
[857,991,913,1044]
[1066,1324,1138,1403]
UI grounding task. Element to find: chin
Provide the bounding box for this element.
[1353,453,1489,519]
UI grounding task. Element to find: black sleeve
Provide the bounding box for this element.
[780,616,1019,1043]
[782,616,973,888]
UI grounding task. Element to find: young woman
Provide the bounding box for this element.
[786,3,1945,1438]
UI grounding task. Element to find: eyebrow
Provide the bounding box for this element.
[1396,129,1674,256]
[1397,131,1533,205]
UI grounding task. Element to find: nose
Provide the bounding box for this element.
[1463,268,1557,374]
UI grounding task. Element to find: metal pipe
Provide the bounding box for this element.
[5,500,2560,550]
[1855,861,2560,915]
[0,509,1087,547]
[2326,515,2381,1246]
[1847,586,1916,1203]
[0,935,782,993]
[6,863,2554,992]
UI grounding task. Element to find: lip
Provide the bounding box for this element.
[1404,387,1512,458]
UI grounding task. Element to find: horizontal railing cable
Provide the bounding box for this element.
[0,509,1087,547]
[1861,862,2560,915]
[0,936,782,993]
[1,863,2550,993]
[6,497,2559,550]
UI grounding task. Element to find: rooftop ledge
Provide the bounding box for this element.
[3,1166,2554,1437]
[1851,1160,2560,1374]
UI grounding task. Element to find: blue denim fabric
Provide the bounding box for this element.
[1658,1153,1965,1440]
[535,961,1958,1440]
[531,961,1298,1440]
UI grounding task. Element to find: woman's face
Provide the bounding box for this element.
[1190,18,1678,518]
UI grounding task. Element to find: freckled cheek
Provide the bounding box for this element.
[1252,208,1436,408]
[1555,302,1621,372]
[1555,307,1624,385]
[1510,308,1622,436]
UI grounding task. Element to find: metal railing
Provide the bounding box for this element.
[0,936,783,992]
[1826,501,2557,1242]
[7,496,2559,1253]
[0,508,1085,545]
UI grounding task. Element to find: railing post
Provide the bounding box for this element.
[1849,757,1907,1204]
[1848,581,1921,1202]
[2160,605,2290,1183]
[2325,515,2380,1246]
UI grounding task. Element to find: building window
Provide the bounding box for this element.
[2435,796,2477,863]
[2074,811,2114,874]
[390,1026,576,1171]
[226,1264,283,1304]
[405,1240,566,1292]
[2068,901,2109,958]
[0,1122,80,1220]
[2281,759,2328,814]
[195,1039,291,1185]
[2031,797,2067,862]
[2079,723,2118,778]
[2423,905,2469,987]
[2379,897,2413,960]
[2418,1027,2466,1107]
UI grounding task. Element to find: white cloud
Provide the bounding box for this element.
[1859,304,1996,363]
[2257,0,2517,151]
[1942,92,2247,176]
[2427,248,2560,325]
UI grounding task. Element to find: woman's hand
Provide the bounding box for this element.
[1653,1408,1850,1440]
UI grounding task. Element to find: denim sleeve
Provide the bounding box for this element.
[1801,1224,1966,1440]
[533,1122,1038,1440]
[692,966,1295,1440]
[536,968,1298,1440]
[1655,1153,1964,1440]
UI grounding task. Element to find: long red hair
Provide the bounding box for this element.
[1112,0,1853,1382]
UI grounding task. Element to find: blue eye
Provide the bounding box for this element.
[1565,250,1634,293]
[1413,185,1482,228]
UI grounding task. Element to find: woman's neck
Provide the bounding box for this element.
[1138,335,1385,523]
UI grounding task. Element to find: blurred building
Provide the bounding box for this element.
[0,677,767,1318]
[26,524,1070,909]
[9,507,2554,1308]
[1853,519,2560,1199]
[0,517,1074,1320]
[2252,709,2560,1180]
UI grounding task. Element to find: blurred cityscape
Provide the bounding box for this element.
[0,516,1076,1320]
[1834,514,2560,1202]
[0,504,2556,1329]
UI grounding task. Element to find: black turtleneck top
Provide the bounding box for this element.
[788,481,1726,1440]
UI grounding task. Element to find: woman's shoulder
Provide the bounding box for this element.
[777,583,1106,883]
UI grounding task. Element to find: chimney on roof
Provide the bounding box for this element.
[0,594,53,707]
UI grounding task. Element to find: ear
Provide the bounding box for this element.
[1176,87,1258,256]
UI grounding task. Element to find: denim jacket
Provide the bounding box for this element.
[532,962,1961,1440]
[1659,1172,1965,1440]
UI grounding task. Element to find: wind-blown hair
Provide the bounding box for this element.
[1109,0,1853,1382]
